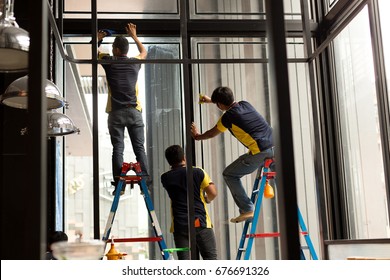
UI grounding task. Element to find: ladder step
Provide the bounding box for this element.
[121,175,142,183]
[246,232,280,238]
[264,171,276,179]
[245,231,310,239]
[107,237,163,243]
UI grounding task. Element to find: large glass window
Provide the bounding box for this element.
[63,38,182,259]
[191,37,320,259]
[332,6,389,239]
[63,0,308,20]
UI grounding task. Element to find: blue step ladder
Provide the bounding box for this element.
[236,158,318,260]
[102,162,169,260]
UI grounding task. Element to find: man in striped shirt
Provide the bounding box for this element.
[191,86,274,223]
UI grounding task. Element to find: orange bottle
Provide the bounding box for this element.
[264,180,274,199]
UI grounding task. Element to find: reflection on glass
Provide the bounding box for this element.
[64,0,178,19]
[333,7,389,239]
[191,0,303,19]
[191,37,304,60]
[191,36,320,259]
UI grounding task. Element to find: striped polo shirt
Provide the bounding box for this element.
[216,101,273,154]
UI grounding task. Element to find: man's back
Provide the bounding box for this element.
[219,100,273,153]
[161,166,213,232]
[99,54,142,112]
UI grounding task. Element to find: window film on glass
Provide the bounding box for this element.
[332,7,389,239]
[63,0,179,19]
[191,36,321,259]
[63,37,182,258]
[190,0,304,19]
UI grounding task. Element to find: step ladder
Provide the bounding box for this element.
[236,158,318,260]
[102,161,169,260]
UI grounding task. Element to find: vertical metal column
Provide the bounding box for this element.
[300,0,326,257]
[180,0,197,260]
[265,0,301,259]
[27,0,48,259]
[91,0,100,240]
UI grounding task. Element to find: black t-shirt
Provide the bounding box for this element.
[161,166,213,233]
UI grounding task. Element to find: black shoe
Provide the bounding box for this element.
[111,181,126,196]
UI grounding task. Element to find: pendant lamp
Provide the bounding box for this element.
[0,0,29,72]
[47,111,80,137]
[0,75,67,109]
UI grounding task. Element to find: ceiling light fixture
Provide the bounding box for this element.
[0,0,29,72]
[0,75,68,109]
[47,111,80,137]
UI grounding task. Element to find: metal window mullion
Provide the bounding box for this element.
[180,0,197,260]
[91,0,100,240]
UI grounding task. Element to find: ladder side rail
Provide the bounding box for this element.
[139,179,170,260]
[236,165,263,260]
[102,163,132,242]
[297,207,318,260]
[243,166,269,260]
[102,179,126,241]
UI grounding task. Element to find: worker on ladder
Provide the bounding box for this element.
[191,86,274,223]
[97,23,150,196]
[161,145,218,260]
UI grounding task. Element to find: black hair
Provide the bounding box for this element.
[49,231,68,245]
[211,86,235,106]
[113,36,129,55]
[165,145,185,166]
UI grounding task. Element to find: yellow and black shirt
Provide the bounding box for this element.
[161,166,213,233]
[98,52,142,113]
[216,101,273,155]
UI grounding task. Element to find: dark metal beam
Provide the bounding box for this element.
[27,0,48,259]
[180,0,197,261]
[265,0,301,260]
[91,0,100,240]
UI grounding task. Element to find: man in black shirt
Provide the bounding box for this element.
[161,145,218,260]
[98,23,149,195]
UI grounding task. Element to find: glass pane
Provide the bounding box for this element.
[191,37,305,60]
[333,7,389,239]
[191,0,303,19]
[191,0,265,19]
[63,38,181,258]
[191,37,320,259]
[64,0,179,19]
